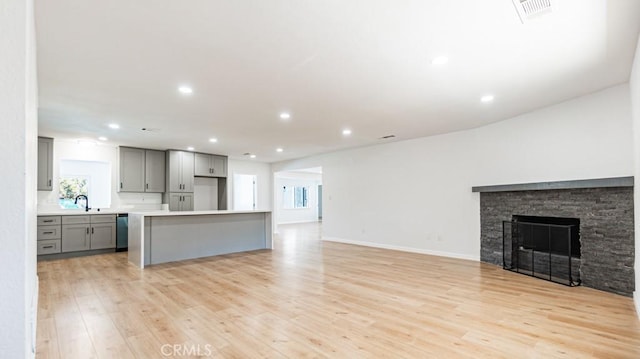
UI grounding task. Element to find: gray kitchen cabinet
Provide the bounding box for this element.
[37,215,61,255]
[62,223,91,252]
[119,147,145,192]
[60,214,116,253]
[168,193,194,211]
[166,150,194,192]
[90,222,116,249]
[37,240,61,255]
[194,153,227,178]
[37,137,54,191]
[145,149,166,192]
[119,147,166,193]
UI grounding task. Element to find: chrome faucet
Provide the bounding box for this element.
[74,195,90,212]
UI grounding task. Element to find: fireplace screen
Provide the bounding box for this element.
[503,215,581,286]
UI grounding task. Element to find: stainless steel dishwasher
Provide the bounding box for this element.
[116,213,128,251]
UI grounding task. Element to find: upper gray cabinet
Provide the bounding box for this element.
[144,149,166,192]
[166,150,194,192]
[119,147,145,192]
[37,137,54,191]
[119,147,166,193]
[194,153,227,178]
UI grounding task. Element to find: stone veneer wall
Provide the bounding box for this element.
[480,187,634,296]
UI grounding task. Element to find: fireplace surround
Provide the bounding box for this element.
[474,177,634,296]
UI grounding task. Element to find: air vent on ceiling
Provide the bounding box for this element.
[512,0,554,23]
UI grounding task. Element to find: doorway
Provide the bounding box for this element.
[273,167,322,227]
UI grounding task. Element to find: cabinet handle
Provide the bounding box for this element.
[48,179,52,186]
[43,220,53,223]
[42,245,54,249]
[43,231,53,234]
[120,182,123,189]
[86,228,89,234]
[146,183,149,189]
[91,227,94,234]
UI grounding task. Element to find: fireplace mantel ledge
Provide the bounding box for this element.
[471,176,633,193]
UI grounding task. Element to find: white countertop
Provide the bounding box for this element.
[128,209,271,217]
[37,208,161,216]
[38,209,123,216]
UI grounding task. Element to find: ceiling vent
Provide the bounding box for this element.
[512,0,555,23]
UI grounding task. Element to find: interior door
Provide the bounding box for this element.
[233,174,256,210]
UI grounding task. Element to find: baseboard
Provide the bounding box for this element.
[635,291,640,319]
[322,236,479,261]
[30,275,38,357]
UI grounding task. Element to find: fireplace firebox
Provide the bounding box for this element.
[503,215,581,286]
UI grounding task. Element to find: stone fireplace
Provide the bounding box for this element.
[474,177,635,296]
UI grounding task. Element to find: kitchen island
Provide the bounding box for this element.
[128,210,272,268]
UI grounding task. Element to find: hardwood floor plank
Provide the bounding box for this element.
[35,317,60,359]
[37,222,640,358]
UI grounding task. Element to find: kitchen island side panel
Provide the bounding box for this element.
[149,213,268,265]
[127,213,144,267]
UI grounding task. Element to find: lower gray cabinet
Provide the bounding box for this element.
[90,222,116,249]
[62,224,91,252]
[60,214,116,253]
[37,215,61,255]
[37,240,61,255]
[168,193,194,211]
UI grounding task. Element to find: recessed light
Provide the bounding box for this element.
[279,113,291,120]
[209,138,218,143]
[178,86,193,95]
[187,146,195,151]
[98,136,108,141]
[276,148,284,153]
[342,129,352,136]
[250,154,256,159]
[431,56,449,65]
[481,95,495,103]
[108,123,120,129]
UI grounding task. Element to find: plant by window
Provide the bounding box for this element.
[59,176,88,209]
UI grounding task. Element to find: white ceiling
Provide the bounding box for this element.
[36,0,640,162]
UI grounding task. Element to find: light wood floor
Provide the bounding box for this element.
[37,223,640,358]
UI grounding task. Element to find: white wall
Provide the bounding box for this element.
[227,159,272,210]
[0,0,38,357]
[629,36,640,316]
[272,84,634,261]
[275,172,322,224]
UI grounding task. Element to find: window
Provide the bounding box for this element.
[58,160,111,209]
[59,176,88,209]
[283,186,309,209]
